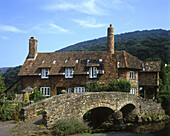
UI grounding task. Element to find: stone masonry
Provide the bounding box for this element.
[21,92,164,128]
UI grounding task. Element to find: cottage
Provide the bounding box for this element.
[8,25,161,98]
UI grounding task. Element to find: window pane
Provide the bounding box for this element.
[89,67,92,78]
[94,67,97,77]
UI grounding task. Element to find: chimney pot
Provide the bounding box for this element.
[28,37,37,59]
[107,24,114,55]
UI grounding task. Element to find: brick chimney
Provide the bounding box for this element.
[107,24,114,55]
[28,37,37,59]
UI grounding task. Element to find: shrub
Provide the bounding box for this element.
[7,92,16,100]
[108,80,119,91]
[86,82,101,92]
[52,117,91,136]
[86,80,131,93]
[157,90,170,115]
[0,103,22,121]
[117,79,131,92]
[29,87,46,103]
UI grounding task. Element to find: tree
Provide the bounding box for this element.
[0,69,6,97]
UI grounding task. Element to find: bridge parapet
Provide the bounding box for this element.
[21,93,84,120]
[43,92,164,128]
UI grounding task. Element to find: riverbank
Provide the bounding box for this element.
[8,116,169,136]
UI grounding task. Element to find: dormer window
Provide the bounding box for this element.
[89,67,97,78]
[130,71,135,79]
[65,68,73,78]
[41,68,49,79]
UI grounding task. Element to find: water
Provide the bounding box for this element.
[88,120,170,136]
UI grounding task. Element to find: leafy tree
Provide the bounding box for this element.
[0,69,6,98]
[2,66,21,88]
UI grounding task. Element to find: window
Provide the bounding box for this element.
[89,67,97,78]
[41,69,49,79]
[74,87,85,93]
[65,68,73,78]
[40,87,51,96]
[130,71,135,79]
[68,88,72,93]
[130,88,137,95]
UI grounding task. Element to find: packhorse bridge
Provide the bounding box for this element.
[21,92,164,128]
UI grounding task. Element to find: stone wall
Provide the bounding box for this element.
[42,92,164,128]
[21,93,83,120]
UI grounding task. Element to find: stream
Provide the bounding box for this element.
[86,120,170,136]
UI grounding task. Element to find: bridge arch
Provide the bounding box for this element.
[81,103,115,118]
[82,104,116,129]
[117,101,137,111]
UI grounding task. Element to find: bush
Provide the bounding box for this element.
[52,117,91,136]
[86,82,107,92]
[157,91,170,115]
[7,92,16,100]
[29,87,46,103]
[86,80,131,93]
[0,103,22,121]
[117,79,131,92]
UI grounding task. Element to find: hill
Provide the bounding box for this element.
[56,29,170,63]
[0,67,13,74]
[2,66,22,88]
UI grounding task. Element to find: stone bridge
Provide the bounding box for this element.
[21,92,164,128]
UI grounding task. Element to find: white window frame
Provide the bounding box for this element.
[74,87,85,93]
[130,88,137,95]
[41,69,49,79]
[130,71,135,79]
[65,68,73,78]
[40,87,51,96]
[68,88,72,93]
[89,67,97,78]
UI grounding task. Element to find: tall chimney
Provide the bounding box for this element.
[107,24,114,55]
[28,37,37,59]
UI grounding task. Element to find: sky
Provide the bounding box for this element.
[0,0,169,67]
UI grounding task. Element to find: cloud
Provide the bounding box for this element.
[49,24,68,33]
[44,0,136,15]
[31,22,69,34]
[108,0,135,12]
[72,17,106,28]
[0,24,25,33]
[45,0,106,15]
[0,36,8,40]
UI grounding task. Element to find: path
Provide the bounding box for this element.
[0,121,16,136]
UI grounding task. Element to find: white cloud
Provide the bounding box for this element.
[31,22,69,34]
[49,24,68,33]
[72,17,106,28]
[0,36,8,40]
[45,0,106,15]
[101,0,135,13]
[0,24,25,33]
[45,0,136,15]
